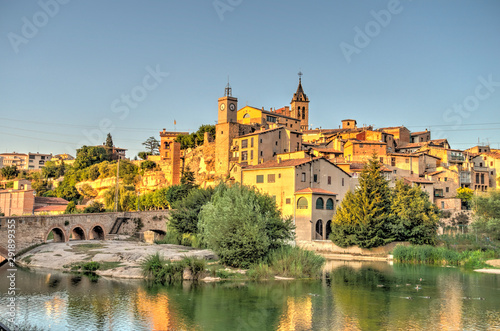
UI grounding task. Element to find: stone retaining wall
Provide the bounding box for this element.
[297,240,409,257]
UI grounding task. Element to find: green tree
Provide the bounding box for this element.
[141,160,157,171]
[74,146,109,170]
[83,201,105,213]
[142,136,160,155]
[174,124,216,150]
[181,166,197,188]
[64,201,77,214]
[138,151,152,160]
[169,187,214,235]
[198,183,294,268]
[456,187,474,210]
[79,183,98,199]
[330,154,393,248]
[1,165,18,179]
[390,180,439,245]
[105,133,113,148]
[103,185,137,211]
[472,190,500,240]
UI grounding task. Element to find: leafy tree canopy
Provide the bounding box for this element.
[175,124,215,149]
[472,190,500,241]
[74,146,109,170]
[1,165,19,180]
[198,183,294,268]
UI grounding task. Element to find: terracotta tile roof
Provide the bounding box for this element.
[34,197,69,205]
[387,152,419,157]
[399,142,426,149]
[379,126,407,130]
[261,109,300,121]
[349,162,365,170]
[34,205,68,212]
[243,158,316,170]
[404,177,434,184]
[427,170,444,176]
[410,131,428,136]
[295,188,337,195]
[482,152,500,159]
[311,147,343,154]
[237,126,301,139]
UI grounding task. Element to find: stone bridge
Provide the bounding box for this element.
[0,210,170,261]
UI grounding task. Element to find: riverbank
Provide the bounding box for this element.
[16,239,217,279]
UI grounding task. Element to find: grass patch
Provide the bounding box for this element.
[248,246,326,280]
[54,254,62,257]
[22,255,33,264]
[141,253,207,284]
[392,244,499,268]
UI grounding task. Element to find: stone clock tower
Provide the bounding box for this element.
[215,83,239,176]
[290,72,309,131]
[218,83,238,124]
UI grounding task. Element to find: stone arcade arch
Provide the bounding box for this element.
[325,220,332,240]
[315,219,323,240]
[89,224,106,240]
[45,226,67,243]
[70,226,86,241]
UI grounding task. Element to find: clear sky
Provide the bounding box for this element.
[1,0,500,158]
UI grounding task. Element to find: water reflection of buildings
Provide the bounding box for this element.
[135,288,189,330]
[277,296,312,330]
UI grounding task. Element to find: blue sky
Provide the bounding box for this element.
[1,0,500,158]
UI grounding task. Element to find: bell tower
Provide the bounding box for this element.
[218,83,238,124]
[290,71,309,131]
[215,82,239,176]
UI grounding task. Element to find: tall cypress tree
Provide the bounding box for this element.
[330,153,394,248]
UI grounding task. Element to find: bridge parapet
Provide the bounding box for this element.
[0,210,170,257]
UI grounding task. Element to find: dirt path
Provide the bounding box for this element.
[17,240,217,279]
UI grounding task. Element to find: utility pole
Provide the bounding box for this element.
[114,159,120,212]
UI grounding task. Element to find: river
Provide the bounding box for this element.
[0,260,499,330]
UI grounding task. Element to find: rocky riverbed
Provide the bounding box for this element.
[16,239,218,279]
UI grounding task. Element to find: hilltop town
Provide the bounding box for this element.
[1,77,500,243]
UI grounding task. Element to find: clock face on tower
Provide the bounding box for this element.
[229,103,235,111]
[220,103,225,111]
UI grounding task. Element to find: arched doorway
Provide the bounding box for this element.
[70,226,86,241]
[46,227,67,243]
[325,220,332,240]
[315,220,323,240]
[89,225,105,240]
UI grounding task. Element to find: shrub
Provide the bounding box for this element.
[141,253,206,283]
[169,187,214,234]
[198,183,294,268]
[82,261,100,271]
[266,246,325,278]
[141,160,157,170]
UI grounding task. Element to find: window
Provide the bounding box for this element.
[327,176,331,185]
[434,189,444,197]
[286,198,291,204]
[441,201,445,209]
[279,131,281,139]
[256,175,264,183]
[405,158,409,163]
[242,151,248,161]
[316,197,324,209]
[275,141,278,146]
[391,157,396,167]
[260,151,263,157]
[476,173,480,182]
[491,162,494,167]
[342,178,344,186]
[260,139,262,143]
[266,115,277,123]
[297,197,308,209]
[243,113,250,118]
[251,138,254,147]
[296,142,300,151]
[268,174,275,183]
[445,187,449,193]
[393,170,397,174]
[444,177,447,182]
[380,157,384,163]
[313,174,318,183]
[241,139,248,148]
[301,172,306,182]
[250,150,254,160]
[360,144,364,148]
[315,220,323,237]
[29,155,35,159]
[326,198,334,210]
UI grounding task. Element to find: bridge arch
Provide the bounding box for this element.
[70,225,87,241]
[89,224,106,240]
[45,226,68,243]
[142,229,166,243]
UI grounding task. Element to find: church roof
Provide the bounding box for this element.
[291,79,309,103]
